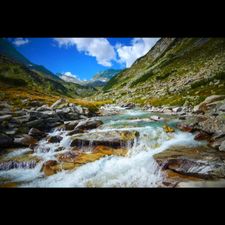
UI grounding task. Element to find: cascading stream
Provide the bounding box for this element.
[0,106,203,187]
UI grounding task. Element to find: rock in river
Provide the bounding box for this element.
[153,146,225,180]
[75,118,103,130]
[70,130,139,148]
[0,133,14,148]
[47,135,63,143]
[28,128,47,140]
[14,135,37,147]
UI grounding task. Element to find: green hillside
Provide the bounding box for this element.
[93,38,225,106]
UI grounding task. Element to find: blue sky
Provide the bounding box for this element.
[10,37,159,80]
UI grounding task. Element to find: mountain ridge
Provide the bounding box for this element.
[92,38,225,107]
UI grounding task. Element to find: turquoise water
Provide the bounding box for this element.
[0,107,201,187]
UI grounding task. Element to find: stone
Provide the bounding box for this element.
[150,115,162,121]
[28,128,47,140]
[75,118,103,130]
[194,131,210,141]
[0,115,12,122]
[25,119,45,128]
[219,141,225,152]
[177,124,193,132]
[67,128,84,136]
[47,135,63,143]
[123,103,135,109]
[70,130,139,148]
[50,98,67,109]
[163,125,175,133]
[0,133,14,148]
[153,146,225,180]
[193,95,225,113]
[56,111,79,121]
[36,105,51,111]
[172,107,183,113]
[218,104,225,112]
[41,160,58,176]
[14,135,37,147]
[64,121,80,130]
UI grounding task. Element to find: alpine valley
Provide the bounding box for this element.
[1,37,225,188]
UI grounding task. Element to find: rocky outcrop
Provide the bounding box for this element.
[177,96,225,151]
[75,118,103,130]
[153,146,225,184]
[0,99,91,149]
[193,95,225,113]
[42,146,128,176]
[70,130,139,148]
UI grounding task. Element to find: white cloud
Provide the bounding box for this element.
[13,38,30,46]
[54,38,115,67]
[116,38,160,68]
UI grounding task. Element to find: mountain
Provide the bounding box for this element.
[0,38,96,99]
[0,38,57,79]
[58,70,118,88]
[94,38,225,107]
[93,69,122,82]
[0,38,31,65]
[57,73,83,85]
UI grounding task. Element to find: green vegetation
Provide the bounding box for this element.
[96,38,225,107]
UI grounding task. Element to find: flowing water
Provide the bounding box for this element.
[0,107,203,187]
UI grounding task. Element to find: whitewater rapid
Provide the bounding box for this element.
[0,107,203,187]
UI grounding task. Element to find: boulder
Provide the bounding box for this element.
[41,160,58,176]
[0,133,14,148]
[69,103,84,114]
[153,146,225,180]
[67,128,84,136]
[50,98,67,109]
[219,141,225,152]
[0,115,12,122]
[172,107,183,113]
[14,135,37,147]
[209,136,225,149]
[75,118,103,130]
[47,135,63,143]
[218,104,225,112]
[150,115,163,121]
[64,121,80,130]
[70,130,139,148]
[123,103,135,109]
[36,105,51,111]
[25,119,45,128]
[56,111,79,121]
[28,128,47,140]
[194,131,210,141]
[193,95,225,113]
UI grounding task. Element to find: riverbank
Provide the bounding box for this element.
[0,95,225,187]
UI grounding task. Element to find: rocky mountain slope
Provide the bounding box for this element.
[93,38,225,107]
[93,69,122,82]
[58,69,122,88]
[0,38,56,78]
[0,39,97,105]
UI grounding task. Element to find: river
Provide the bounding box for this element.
[0,106,204,187]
